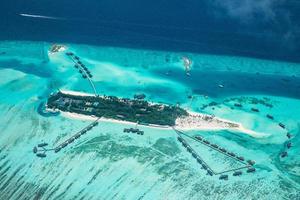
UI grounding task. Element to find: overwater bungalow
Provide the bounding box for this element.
[266,114,274,120]
[197,158,202,164]
[219,148,227,153]
[211,144,218,148]
[82,74,87,79]
[87,126,93,131]
[207,170,213,176]
[287,133,292,138]
[78,61,82,65]
[287,142,292,149]
[195,136,203,140]
[54,147,61,153]
[233,171,242,176]
[66,52,74,56]
[61,143,68,148]
[36,153,46,158]
[74,56,80,60]
[202,164,207,170]
[251,108,259,112]
[203,140,210,145]
[134,93,146,100]
[74,134,80,139]
[88,74,93,78]
[79,69,83,74]
[74,64,79,68]
[219,174,228,180]
[33,146,37,154]
[228,152,236,157]
[123,128,129,133]
[137,130,144,135]
[38,142,48,147]
[177,137,183,142]
[69,138,75,143]
[247,160,255,165]
[192,152,197,158]
[281,151,288,158]
[279,123,285,129]
[234,103,242,107]
[247,168,256,173]
[93,122,99,126]
[81,130,87,134]
[182,142,187,147]
[237,156,245,161]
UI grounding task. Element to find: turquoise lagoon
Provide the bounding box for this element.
[0,41,300,199]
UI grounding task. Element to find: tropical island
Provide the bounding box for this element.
[46,90,266,137]
[47,91,188,126]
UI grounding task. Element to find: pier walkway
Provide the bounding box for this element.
[67,53,98,96]
[53,117,100,153]
[172,127,252,175]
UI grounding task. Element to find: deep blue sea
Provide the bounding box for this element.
[1,0,300,62]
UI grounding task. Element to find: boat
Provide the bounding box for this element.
[219,174,228,180]
[234,103,242,107]
[266,114,274,120]
[251,108,259,112]
[37,142,48,147]
[287,142,292,149]
[281,151,288,158]
[218,84,224,88]
[36,153,46,158]
[247,168,256,173]
[233,171,242,176]
[33,146,37,154]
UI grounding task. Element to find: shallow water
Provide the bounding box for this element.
[0,41,299,199]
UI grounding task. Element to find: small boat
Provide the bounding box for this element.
[251,108,259,112]
[266,114,274,120]
[36,153,46,158]
[207,170,213,176]
[234,103,242,107]
[33,146,37,154]
[247,168,256,173]
[287,142,292,149]
[218,84,224,88]
[279,123,285,129]
[281,151,288,158]
[37,142,48,147]
[233,171,242,176]
[219,174,228,180]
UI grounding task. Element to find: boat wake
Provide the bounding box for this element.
[19,13,66,20]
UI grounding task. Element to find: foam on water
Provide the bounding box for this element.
[0,41,299,199]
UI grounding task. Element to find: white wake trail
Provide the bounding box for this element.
[19,13,66,20]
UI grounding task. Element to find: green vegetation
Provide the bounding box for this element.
[47,92,188,126]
